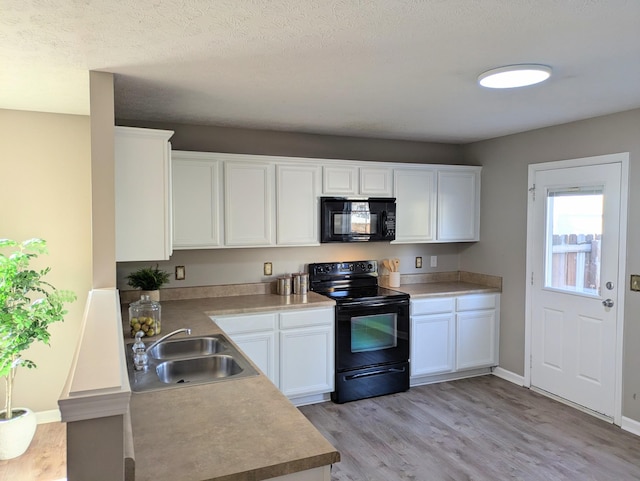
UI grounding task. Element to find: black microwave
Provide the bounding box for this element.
[320,197,396,243]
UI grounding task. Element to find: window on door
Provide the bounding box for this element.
[544,187,603,296]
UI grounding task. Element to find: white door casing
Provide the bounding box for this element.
[525,152,628,424]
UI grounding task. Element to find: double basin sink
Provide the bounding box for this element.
[126,333,259,393]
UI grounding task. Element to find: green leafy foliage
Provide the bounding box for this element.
[0,238,76,419]
[126,264,170,291]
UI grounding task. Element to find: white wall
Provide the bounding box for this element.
[0,109,92,415]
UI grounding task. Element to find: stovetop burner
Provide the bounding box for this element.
[322,286,408,302]
[308,260,408,303]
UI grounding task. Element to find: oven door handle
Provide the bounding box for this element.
[345,367,406,380]
[339,299,408,308]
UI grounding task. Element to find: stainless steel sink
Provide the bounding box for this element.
[156,355,243,384]
[148,336,224,360]
[126,334,259,393]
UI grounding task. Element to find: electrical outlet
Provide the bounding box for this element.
[631,274,640,291]
[264,262,273,276]
[430,256,438,268]
[175,266,185,280]
[415,256,423,269]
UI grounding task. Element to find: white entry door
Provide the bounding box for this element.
[528,157,625,418]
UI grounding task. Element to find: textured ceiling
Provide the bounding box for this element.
[2,0,640,143]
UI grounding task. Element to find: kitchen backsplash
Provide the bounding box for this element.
[117,243,463,291]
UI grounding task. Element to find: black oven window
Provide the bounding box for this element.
[351,313,398,352]
[332,211,378,235]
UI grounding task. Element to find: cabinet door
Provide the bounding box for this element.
[393,168,436,243]
[224,161,274,246]
[172,156,222,248]
[229,331,278,386]
[437,168,481,241]
[322,166,358,195]
[456,309,497,370]
[279,326,334,398]
[276,164,320,245]
[411,312,455,376]
[360,167,393,196]
[114,127,173,261]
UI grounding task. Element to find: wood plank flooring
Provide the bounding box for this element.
[0,422,66,481]
[299,376,640,481]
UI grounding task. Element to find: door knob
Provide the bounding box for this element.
[602,299,614,308]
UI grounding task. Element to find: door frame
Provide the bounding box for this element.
[524,152,629,425]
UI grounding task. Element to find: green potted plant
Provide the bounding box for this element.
[126,264,170,301]
[0,238,76,460]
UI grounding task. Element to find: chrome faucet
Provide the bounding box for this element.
[145,328,192,353]
[133,328,191,371]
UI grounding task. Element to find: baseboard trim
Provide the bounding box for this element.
[36,409,62,424]
[621,416,640,436]
[492,367,525,386]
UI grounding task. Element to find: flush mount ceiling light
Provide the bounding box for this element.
[478,64,552,89]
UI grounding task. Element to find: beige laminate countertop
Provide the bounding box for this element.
[125,292,339,481]
[388,281,501,298]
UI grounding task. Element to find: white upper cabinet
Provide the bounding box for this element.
[322,165,358,195]
[394,165,481,243]
[437,168,481,241]
[393,168,437,243]
[360,166,394,196]
[322,164,393,196]
[114,126,174,262]
[167,152,480,248]
[276,164,321,246]
[171,152,223,249]
[224,161,275,246]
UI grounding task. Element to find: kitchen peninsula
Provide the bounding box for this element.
[125,291,339,481]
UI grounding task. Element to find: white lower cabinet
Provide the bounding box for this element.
[213,313,278,385]
[410,293,499,383]
[411,298,455,377]
[456,294,499,370]
[213,307,334,404]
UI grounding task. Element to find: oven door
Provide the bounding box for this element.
[335,298,409,371]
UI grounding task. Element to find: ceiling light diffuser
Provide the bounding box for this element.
[478,64,552,89]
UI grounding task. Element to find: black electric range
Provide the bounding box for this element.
[308,260,410,403]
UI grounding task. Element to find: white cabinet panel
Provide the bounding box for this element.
[411,297,455,316]
[437,168,481,241]
[411,312,455,376]
[115,126,173,261]
[456,309,498,370]
[359,167,393,196]
[230,331,278,386]
[280,326,334,398]
[394,168,436,242]
[276,164,320,245]
[172,155,223,248]
[322,166,358,195]
[215,313,277,334]
[322,165,393,196]
[214,313,278,386]
[224,161,274,246]
[456,294,497,312]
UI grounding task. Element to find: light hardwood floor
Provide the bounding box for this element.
[299,376,640,481]
[0,422,66,481]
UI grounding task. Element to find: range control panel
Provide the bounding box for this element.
[309,260,377,277]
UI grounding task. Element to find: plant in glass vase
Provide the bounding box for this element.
[0,238,76,459]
